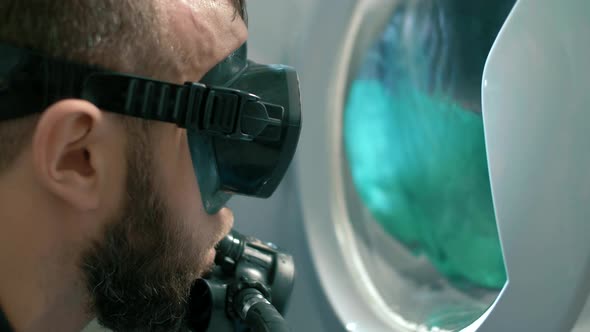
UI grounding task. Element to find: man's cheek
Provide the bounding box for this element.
[179,136,202,209]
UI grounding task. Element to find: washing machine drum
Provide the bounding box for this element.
[345,0,514,291]
[298,0,590,331]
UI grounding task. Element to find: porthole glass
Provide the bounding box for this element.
[343,1,515,330]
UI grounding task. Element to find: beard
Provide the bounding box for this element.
[80,132,217,332]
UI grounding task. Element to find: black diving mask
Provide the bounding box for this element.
[0,42,302,214]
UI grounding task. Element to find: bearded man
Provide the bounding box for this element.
[0,1,250,331]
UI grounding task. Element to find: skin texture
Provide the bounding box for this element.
[0,0,248,331]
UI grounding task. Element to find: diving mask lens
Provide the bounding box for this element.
[189,47,302,214]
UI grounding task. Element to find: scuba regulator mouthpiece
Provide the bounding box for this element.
[186,229,295,332]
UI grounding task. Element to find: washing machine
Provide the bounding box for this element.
[293,0,590,331]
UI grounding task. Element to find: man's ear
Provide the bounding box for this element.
[32,99,111,211]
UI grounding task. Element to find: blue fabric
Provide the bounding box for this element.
[343,0,515,289]
[345,80,505,288]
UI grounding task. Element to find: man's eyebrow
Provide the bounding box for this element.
[232,0,247,21]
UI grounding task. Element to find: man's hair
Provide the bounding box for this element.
[0,0,246,173]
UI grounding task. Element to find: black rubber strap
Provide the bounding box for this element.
[0,42,282,141]
[81,72,262,138]
[0,308,13,332]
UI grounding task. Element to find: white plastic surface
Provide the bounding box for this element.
[475,0,590,331]
[296,0,407,330]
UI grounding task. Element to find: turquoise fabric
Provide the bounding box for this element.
[344,79,506,289]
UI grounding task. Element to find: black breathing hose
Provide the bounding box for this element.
[235,288,290,332]
[245,301,290,332]
[187,229,294,332]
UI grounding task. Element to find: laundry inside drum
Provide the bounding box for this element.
[342,1,515,330]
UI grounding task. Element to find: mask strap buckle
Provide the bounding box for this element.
[240,101,283,141]
[199,86,284,142]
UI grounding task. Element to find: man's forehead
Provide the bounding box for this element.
[175,0,246,18]
[155,0,249,84]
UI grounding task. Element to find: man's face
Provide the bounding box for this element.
[79,1,248,330]
[83,126,233,331]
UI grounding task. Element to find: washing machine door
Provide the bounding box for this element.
[478,0,590,331]
[296,0,590,331]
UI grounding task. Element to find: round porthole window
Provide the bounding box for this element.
[298,1,516,331]
[342,1,515,329]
